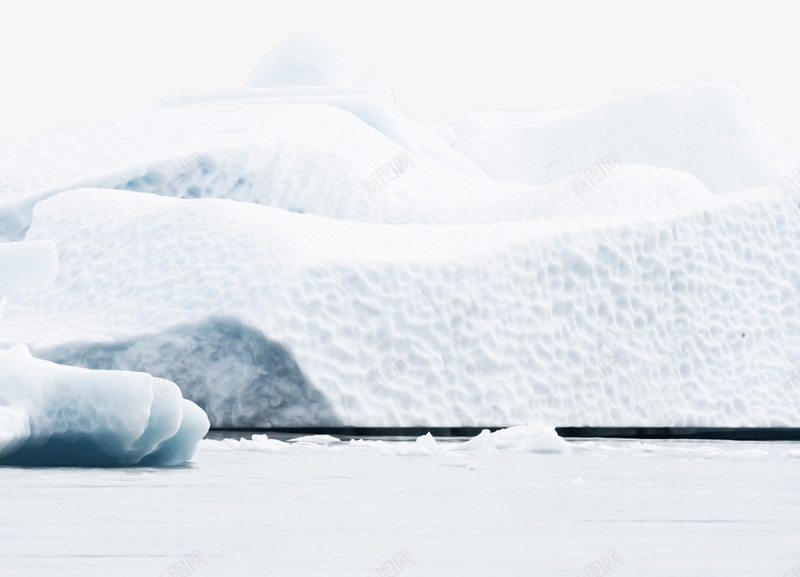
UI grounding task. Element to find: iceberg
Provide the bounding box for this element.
[1,34,799,431]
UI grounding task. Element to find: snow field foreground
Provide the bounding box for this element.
[3,187,799,428]
[2,433,799,576]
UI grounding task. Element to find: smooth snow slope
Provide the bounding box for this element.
[2,187,799,428]
[427,81,800,194]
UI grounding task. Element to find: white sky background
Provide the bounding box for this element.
[1,0,799,147]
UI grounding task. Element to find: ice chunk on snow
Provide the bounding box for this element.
[0,347,209,466]
[288,434,341,446]
[451,425,570,454]
[0,240,206,466]
[206,427,568,456]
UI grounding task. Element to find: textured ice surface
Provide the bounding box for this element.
[2,186,799,428]
[0,347,209,466]
[1,34,799,430]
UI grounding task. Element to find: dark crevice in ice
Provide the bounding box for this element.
[39,317,341,429]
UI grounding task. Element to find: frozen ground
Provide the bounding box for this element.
[1,433,799,577]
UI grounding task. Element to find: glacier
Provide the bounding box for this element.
[1,33,799,431]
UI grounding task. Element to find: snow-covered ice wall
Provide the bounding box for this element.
[1,33,799,429]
